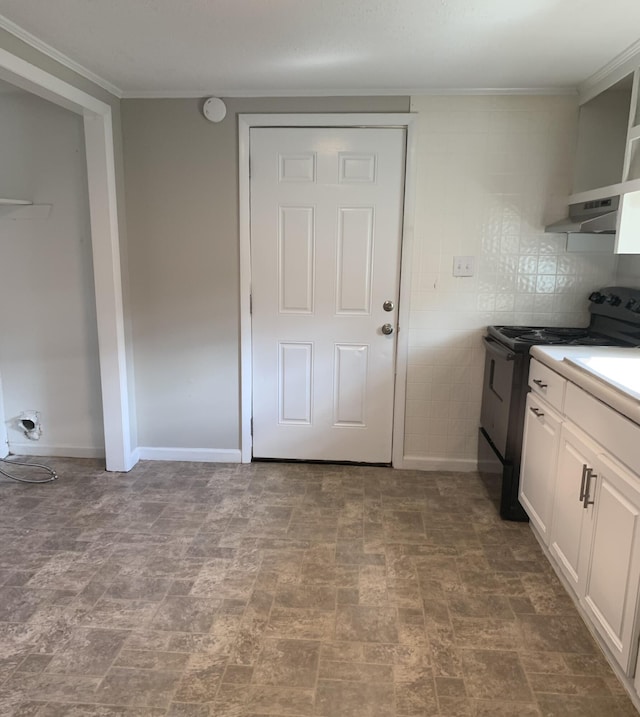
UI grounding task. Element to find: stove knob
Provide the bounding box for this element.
[626,298,637,311]
[589,291,606,304]
[606,294,622,306]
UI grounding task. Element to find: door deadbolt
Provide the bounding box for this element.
[383,300,394,312]
[381,323,394,335]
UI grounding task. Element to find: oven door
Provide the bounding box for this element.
[478,427,527,521]
[480,336,516,458]
[478,426,506,507]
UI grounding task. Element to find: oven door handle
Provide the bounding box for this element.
[482,336,516,362]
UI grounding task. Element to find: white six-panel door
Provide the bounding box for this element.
[250,127,406,462]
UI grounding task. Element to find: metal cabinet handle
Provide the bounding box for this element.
[579,464,588,501]
[533,379,548,389]
[583,469,597,509]
[529,407,545,418]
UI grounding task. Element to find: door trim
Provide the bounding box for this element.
[238,113,417,467]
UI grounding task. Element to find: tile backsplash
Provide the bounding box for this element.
[617,255,640,286]
[404,95,619,468]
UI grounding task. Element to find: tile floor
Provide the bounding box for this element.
[0,457,638,716]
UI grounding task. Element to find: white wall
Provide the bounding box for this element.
[34,87,635,466]
[121,96,410,457]
[122,94,634,467]
[404,95,619,470]
[0,89,104,456]
[1,28,638,469]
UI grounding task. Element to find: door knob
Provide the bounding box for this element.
[383,300,394,312]
[381,323,394,335]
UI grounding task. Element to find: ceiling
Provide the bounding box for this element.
[1,0,640,97]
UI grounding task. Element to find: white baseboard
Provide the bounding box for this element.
[398,455,478,472]
[136,447,242,463]
[6,443,105,459]
[125,448,140,472]
[4,444,241,467]
[5,446,475,471]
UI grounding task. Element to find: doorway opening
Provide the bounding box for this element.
[0,47,134,471]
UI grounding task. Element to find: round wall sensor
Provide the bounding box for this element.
[203,97,227,123]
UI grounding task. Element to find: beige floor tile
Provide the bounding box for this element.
[253,638,320,687]
[460,648,532,702]
[335,605,399,643]
[0,459,637,716]
[315,679,396,716]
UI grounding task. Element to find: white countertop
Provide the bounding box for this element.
[530,345,640,425]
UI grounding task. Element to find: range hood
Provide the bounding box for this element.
[545,196,619,234]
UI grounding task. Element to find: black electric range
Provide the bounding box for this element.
[479,286,640,521]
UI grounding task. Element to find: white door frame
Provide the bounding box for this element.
[0,371,7,459]
[0,48,135,472]
[238,113,417,467]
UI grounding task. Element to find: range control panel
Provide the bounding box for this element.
[589,287,640,314]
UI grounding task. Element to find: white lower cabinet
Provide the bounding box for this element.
[582,452,640,674]
[521,370,640,678]
[519,393,562,544]
[548,422,598,595]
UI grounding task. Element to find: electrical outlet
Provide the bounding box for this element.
[453,256,475,277]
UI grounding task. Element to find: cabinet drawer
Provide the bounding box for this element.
[565,383,640,475]
[529,359,566,412]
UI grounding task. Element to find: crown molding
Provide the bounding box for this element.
[121,86,577,99]
[410,87,577,96]
[0,13,122,98]
[580,38,640,102]
[121,90,217,99]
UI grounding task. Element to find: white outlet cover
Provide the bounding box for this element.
[453,256,475,277]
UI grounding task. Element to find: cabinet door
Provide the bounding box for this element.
[519,393,562,544]
[549,422,598,595]
[582,453,640,674]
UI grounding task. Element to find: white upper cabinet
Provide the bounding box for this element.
[571,67,640,253]
[572,70,640,203]
[623,70,640,184]
[573,74,633,195]
[616,70,640,253]
[617,189,640,253]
